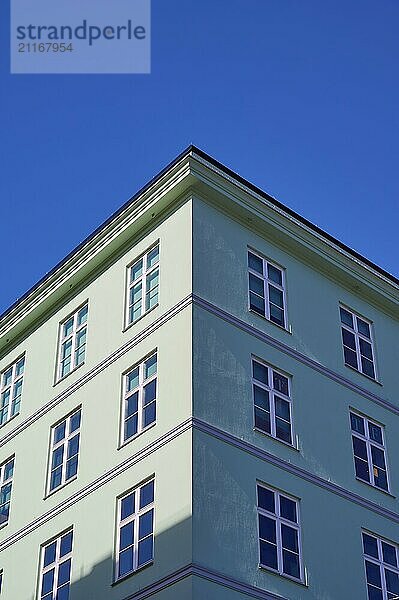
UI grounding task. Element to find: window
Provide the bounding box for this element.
[57,304,88,381]
[340,306,376,379]
[0,457,14,526]
[252,359,293,445]
[362,531,399,599]
[38,529,73,600]
[116,479,155,580]
[126,244,159,325]
[350,412,389,492]
[257,484,303,581]
[121,354,157,444]
[0,355,25,426]
[248,250,287,328]
[48,409,81,494]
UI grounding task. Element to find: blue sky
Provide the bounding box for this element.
[0,1,398,315]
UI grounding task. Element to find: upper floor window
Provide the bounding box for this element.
[57,304,88,381]
[38,529,73,600]
[0,457,14,527]
[362,531,399,600]
[340,306,376,379]
[121,353,157,445]
[257,483,303,582]
[0,355,25,426]
[126,244,159,326]
[48,409,81,494]
[248,250,287,328]
[115,479,155,581]
[350,412,389,492]
[252,359,293,445]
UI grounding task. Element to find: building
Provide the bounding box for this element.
[0,146,398,600]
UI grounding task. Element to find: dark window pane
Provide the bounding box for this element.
[126,392,139,417]
[143,402,156,428]
[367,585,383,600]
[267,264,282,286]
[120,522,134,550]
[273,372,288,395]
[66,456,78,480]
[355,457,370,482]
[385,569,399,594]
[124,415,138,440]
[368,423,383,444]
[281,524,298,552]
[363,534,379,558]
[121,493,135,520]
[140,481,154,509]
[255,407,271,434]
[58,559,71,585]
[275,396,290,421]
[361,357,375,379]
[248,252,263,274]
[249,293,265,316]
[52,447,64,469]
[366,560,382,587]
[70,410,81,433]
[269,305,285,327]
[144,354,157,379]
[351,413,365,435]
[359,339,373,360]
[253,386,269,410]
[282,549,300,579]
[371,446,386,470]
[50,467,63,491]
[260,541,278,570]
[138,536,153,566]
[344,347,358,369]
[44,542,57,567]
[374,468,388,491]
[269,285,283,309]
[259,515,276,543]
[119,548,133,577]
[139,510,154,540]
[249,273,264,296]
[143,380,156,406]
[41,569,54,595]
[67,435,79,459]
[60,532,73,557]
[340,308,353,328]
[353,436,368,459]
[357,318,371,338]
[252,362,268,385]
[276,417,292,444]
[54,422,66,444]
[382,542,397,567]
[280,496,297,523]
[257,486,275,513]
[342,329,356,350]
[56,587,70,600]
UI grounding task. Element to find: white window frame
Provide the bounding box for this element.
[257,483,304,583]
[252,358,294,447]
[120,353,157,446]
[248,249,288,329]
[350,411,390,493]
[56,303,88,382]
[47,408,81,495]
[115,479,155,581]
[339,305,377,380]
[362,530,399,600]
[38,529,73,600]
[0,456,14,527]
[125,243,160,327]
[0,354,25,426]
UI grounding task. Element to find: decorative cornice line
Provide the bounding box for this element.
[192,295,399,416]
[123,563,288,600]
[0,419,192,552]
[194,418,399,524]
[0,295,192,448]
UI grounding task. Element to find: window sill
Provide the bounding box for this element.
[112,560,153,586]
[44,475,78,500]
[253,427,299,452]
[117,422,156,451]
[0,521,9,531]
[53,362,85,387]
[123,304,159,334]
[344,363,382,386]
[258,564,307,587]
[249,309,292,335]
[355,477,395,499]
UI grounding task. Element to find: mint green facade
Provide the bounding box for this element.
[0,147,397,599]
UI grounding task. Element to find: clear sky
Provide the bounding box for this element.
[0,1,398,315]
